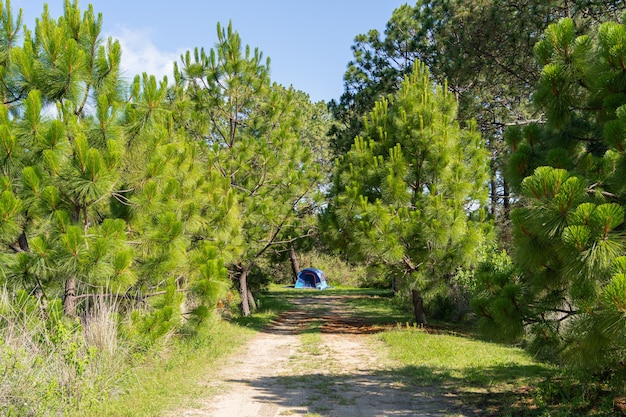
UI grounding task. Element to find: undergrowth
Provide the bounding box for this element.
[5,284,623,417]
[0,286,277,417]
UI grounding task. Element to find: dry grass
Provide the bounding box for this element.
[0,289,132,416]
[82,295,120,355]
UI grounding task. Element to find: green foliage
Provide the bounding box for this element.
[325,62,490,323]
[0,3,133,317]
[173,21,326,316]
[331,1,626,239]
[0,0,242,334]
[424,267,476,322]
[0,189,21,243]
[471,248,526,341]
[494,15,626,387]
[49,318,95,377]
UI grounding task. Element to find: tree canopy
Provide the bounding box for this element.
[172,22,326,316]
[474,16,626,382]
[0,1,328,325]
[324,62,489,324]
[330,0,626,225]
[0,1,237,332]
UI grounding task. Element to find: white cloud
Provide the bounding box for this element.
[109,27,183,84]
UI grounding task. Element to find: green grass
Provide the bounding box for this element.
[266,283,393,298]
[73,286,624,417]
[380,329,551,387]
[343,293,412,325]
[81,319,255,417]
[293,319,325,373]
[378,328,625,416]
[379,328,554,416]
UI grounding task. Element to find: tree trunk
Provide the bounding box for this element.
[239,268,250,317]
[411,289,427,326]
[17,231,29,251]
[503,178,511,219]
[247,289,257,312]
[490,174,498,220]
[289,245,300,284]
[64,275,77,317]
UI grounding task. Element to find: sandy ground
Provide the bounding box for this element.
[163,295,474,417]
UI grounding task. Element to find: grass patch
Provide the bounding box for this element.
[379,329,626,416]
[292,320,325,373]
[301,320,323,353]
[232,290,295,330]
[343,294,412,325]
[266,284,393,299]
[83,319,254,417]
[380,329,551,388]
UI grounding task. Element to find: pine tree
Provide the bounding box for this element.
[262,90,334,283]
[121,73,239,327]
[325,62,489,324]
[332,1,625,236]
[174,22,323,316]
[0,1,237,326]
[476,16,626,383]
[0,1,127,316]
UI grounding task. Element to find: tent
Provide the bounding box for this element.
[294,268,328,290]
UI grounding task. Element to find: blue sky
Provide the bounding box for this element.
[12,1,411,103]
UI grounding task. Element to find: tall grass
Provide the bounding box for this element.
[91,289,292,417]
[0,279,289,417]
[82,295,119,355]
[0,289,133,416]
[0,290,51,415]
[91,320,256,417]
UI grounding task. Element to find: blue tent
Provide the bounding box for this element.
[295,268,328,290]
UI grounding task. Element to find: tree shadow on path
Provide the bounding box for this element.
[262,295,403,335]
[240,294,477,416]
[224,367,468,417]
[245,294,556,416]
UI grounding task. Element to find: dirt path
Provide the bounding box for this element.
[165,295,472,417]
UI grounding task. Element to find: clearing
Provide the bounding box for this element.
[164,294,474,417]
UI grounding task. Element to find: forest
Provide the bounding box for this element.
[1,0,626,415]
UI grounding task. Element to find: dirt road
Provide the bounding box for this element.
[165,295,472,417]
